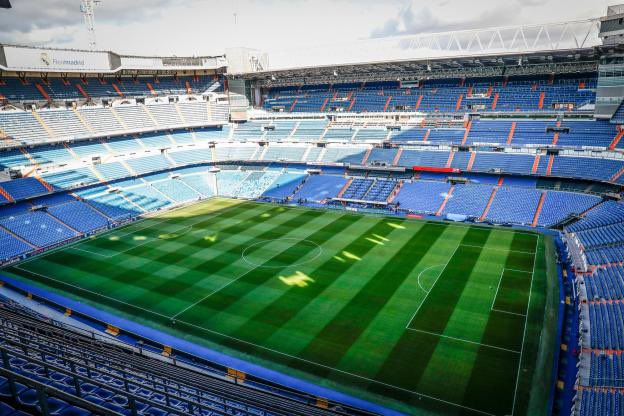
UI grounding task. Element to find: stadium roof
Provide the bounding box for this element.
[229,47,601,87]
[229,17,605,86]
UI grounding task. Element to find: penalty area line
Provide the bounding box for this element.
[405,327,521,354]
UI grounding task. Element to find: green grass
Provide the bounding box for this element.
[2,198,556,416]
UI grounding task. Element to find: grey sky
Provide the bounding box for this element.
[0,0,618,59]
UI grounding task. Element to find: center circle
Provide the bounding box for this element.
[242,238,323,269]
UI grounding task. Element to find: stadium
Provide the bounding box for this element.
[0,1,622,415]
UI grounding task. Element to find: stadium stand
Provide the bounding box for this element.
[1,10,624,416]
[0,303,351,416]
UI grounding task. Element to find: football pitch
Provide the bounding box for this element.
[3,198,556,416]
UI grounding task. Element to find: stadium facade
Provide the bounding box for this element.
[0,4,624,416]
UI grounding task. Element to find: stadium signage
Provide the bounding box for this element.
[0,45,227,73]
[3,45,109,72]
[162,57,203,67]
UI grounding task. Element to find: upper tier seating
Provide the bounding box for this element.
[0,102,224,147]
[264,75,596,114]
[0,75,221,102]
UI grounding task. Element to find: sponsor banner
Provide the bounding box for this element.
[121,56,226,71]
[3,45,111,72]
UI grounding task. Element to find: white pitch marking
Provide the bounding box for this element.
[405,328,521,354]
[511,234,538,416]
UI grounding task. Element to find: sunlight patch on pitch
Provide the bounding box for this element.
[279,271,315,287]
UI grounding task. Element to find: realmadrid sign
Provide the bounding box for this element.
[40,52,50,66]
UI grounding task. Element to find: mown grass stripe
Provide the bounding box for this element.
[368,227,491,405]
[16,203,286,317]
[288,222,448,379]
[176,213,358,324]
[119,207,322,306]
[48,201,259,266]
[459,232,535,416]
[230,218,398,346]
[408,228,492,333]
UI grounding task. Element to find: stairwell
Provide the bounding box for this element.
[361,148,372,165]
[610,167,624,182]
[455,94,463,110]
[112,83,125,98]
[461,120,472,145]
[531,192,547,227]
[551,121,562,146]
[72,108,95,134]
[142,105,160,127]
[257,145,269,161]
[18,148,40,172]
[149,182,176,204]
[491,92,499,110]
[415,95,423,110]
[506,122,517,145]
[34,176,54,192]
[479,188,498,221]
[174,103,186,125]
[119,192,148,213]
[336,179,353,199]
[120,160,138,177]
[445,151,456,168]
[301,146,312,162]
[538,92,546,110]
[63,143,81,161]
[386,180,404,203]
[466,152,476,171]
[0,185,14,203]
[75,84,90,100]
[289,99,298,112]
[436,185,454,216]
[287,122,300,140]
[423,129,431,142]
[609,128,624,150]
[546,154,555,176]
[320,98,329,112]
[79,196,115,222]
[89,166,109,185]
[531,154,541,174]
[286,175,310,202]
[164,152,178,167]
[146,82,158,96]
[392,148,403,166]
[383,96,393,112]
[35,83,51,102]
[316,147,327,162]
[110,107,128,130]
[347,98,356,111]
[31,111,55,139]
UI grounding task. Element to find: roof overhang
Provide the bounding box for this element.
[230,47,601,87]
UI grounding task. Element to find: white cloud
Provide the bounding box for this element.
[0,0,617,64]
